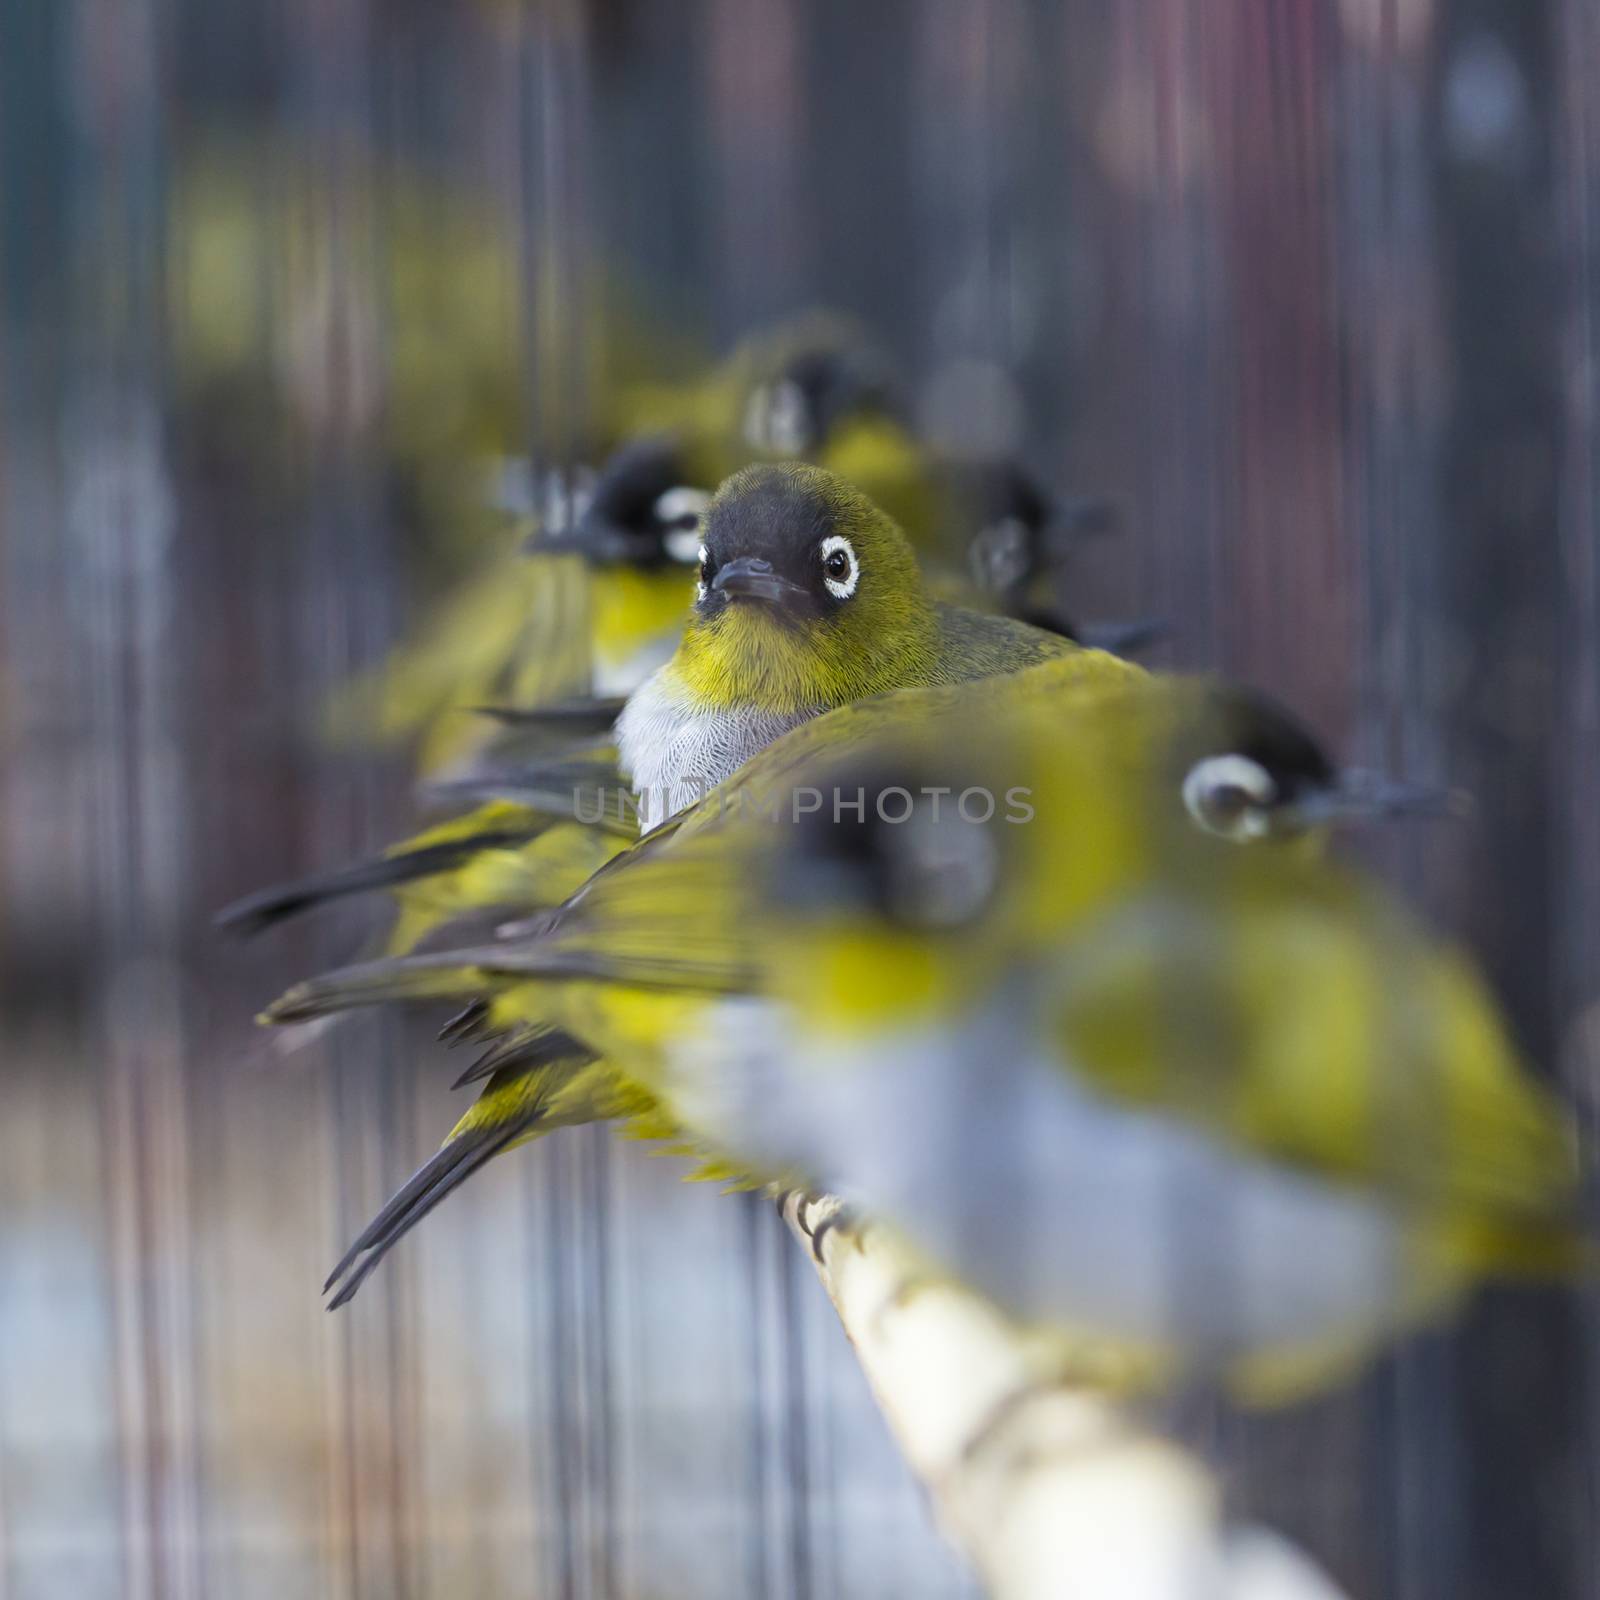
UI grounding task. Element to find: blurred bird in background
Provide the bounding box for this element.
[658,680,1580,1405]
[330,309,1129,775]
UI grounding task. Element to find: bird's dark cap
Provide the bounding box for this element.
[704,465,838,568]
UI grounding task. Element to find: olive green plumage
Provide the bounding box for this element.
[259,657,1502,1335]
[267,662,1583,1399]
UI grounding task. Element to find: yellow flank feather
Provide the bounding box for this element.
[387,819,623,955]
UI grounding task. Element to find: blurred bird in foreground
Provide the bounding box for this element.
[652,687,1577,1402]
[256,657,1526,1384]
[223,460,1126,945]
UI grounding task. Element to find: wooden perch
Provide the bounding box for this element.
[778,1191,1353,1600]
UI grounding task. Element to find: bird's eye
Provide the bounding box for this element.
[695,544,711,602]
[889,807,1000,929]
[819,534,859,600]
[779,782,1000,931]
[1182,753,1277,842]
[655,487,711,565]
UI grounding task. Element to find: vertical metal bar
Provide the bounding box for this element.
[705,0,807,332]
[1206,1,1357,739]
[1554,0,1600,1591]
[1431,3,1584,1597]
[1332,6,1464,1597]
[284,0,415,1590]
[66,0,208,1592]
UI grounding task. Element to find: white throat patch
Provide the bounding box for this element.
[616,669,816,831]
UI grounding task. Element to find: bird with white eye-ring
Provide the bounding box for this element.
[618,462,1097,832]
[1182,753,1277,843]
[820,533,860,600]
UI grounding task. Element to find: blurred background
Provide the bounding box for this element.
[3,0,1600,1596]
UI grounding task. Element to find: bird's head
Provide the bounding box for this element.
[1169,685,1462,844]
[672,463,940,715]
[746,673,1462,1030]
[527,434,710,571]
[735,318,900,457]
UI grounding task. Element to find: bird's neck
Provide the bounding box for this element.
[664,598,942,717]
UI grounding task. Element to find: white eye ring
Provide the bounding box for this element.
[657,488,711,566]
[1182,754,1277,843]
[743,379,811,455]
[694,542,709,602]
[654,486,711,530]
[664,527,703,566]
[819,534,859,600]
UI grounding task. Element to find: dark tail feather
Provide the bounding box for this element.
[262,933,752,1028]
[1040,493,1121,556]
[438,999,493,1046]
[260,952,490,1024]
[422,765,638,836]
[1011,605,1169,658]
[451,1025,596,1090]
[472,696,627,736]
[324,1108,534,1308]
[216,828,544,937]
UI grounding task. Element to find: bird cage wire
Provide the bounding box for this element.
[1,1,1599,1598]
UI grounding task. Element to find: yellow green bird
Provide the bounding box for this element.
[223,461,1119,944]
[615,461,1109,828]
[260,661,1466,1326]
[644,680,1581,1403]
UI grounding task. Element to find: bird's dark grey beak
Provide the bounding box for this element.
[1284,769,1473,829]
[710,555,813,609]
